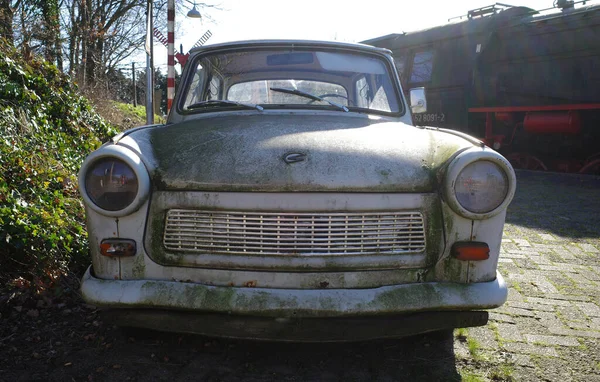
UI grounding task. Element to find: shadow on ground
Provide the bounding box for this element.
[4,321,461,381]
[505,170,600,240]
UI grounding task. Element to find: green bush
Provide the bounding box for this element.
[0,41,118,286]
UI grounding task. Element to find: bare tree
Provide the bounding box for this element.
[39,0,61,70]
[0,0,19,43]
[5,0,220,97]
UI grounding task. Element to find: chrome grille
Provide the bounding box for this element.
[163,210,426,255]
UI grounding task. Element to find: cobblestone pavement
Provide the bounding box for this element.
[454,171,600,381]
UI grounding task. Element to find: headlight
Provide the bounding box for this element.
[78,145,151,217]
[444,148,516,219]
[85,158,139,211]
[455,161,508,213]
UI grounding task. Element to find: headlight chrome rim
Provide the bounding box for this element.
[78,145,150,217]
[444,148,516,220]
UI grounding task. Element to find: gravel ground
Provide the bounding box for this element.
[1,170,599,381]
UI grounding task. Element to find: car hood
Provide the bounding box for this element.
[120,113,475,192]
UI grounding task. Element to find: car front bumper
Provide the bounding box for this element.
[81,266,507,340]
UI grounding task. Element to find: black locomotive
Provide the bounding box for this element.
[363,1,600,174]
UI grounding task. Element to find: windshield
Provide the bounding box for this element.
[181,48,402,114]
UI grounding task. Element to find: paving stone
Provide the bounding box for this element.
[513,239,532,247]
[535,311,565,331]
[502,243,519,252]
[514,258,540,270]
[509,354,535,367]
[590,318,600,330]
[542,294,590,302]
[530,303,556,312]
[529,255,554,265]
[498,258,514,264]
[554,263,585,273]
[524,334,580,347]
[509,272,559,294]
[579,243,599,253]
[506,301,532,309]
[556,305,588,322]
[497,306,536,318]
[565,320,596,331]
[496,323,524,342]
[453,340,470,360]
[501,253,527,259]
[468,326,499,350]
[528,359,576,382]
[532,243,562,250]
[526,297,572,307]
[547,327,600,339]
[537,265,563,272]
[489,312,516,324]
[507,288,524,302]
[575,302,600,318]
[506,301,555,313]
[509,248,542,256]
[565,245,584,256]
[501,342,559,357]
[580,269,600,282]
[568,273,597,286]
[552,248,577,261]
[498,263,521,275]
[538,233,556,241]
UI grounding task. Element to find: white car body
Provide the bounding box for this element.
[78,40,515,341]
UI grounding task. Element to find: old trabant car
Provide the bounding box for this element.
[78,40,516,341]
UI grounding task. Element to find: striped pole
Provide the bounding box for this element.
[167,0,175,112]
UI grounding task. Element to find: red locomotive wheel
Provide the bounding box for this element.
[506,153,548,171]
[579,159,600,175]
[585,152,600,163]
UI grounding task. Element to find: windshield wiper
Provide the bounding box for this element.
[187,99,263,111]
[269,87,349,112]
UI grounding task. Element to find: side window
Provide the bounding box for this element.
[409,50,434,83]
[184,68,206,106]
[207,75,222,100]
[355,76,370,108]
[394,56,406,79]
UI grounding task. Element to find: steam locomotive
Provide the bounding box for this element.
[363,1,600,174]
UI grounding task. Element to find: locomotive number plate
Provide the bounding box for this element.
[413,113,445,124]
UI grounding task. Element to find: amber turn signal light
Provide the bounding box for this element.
[451,242,490,261]
[100,239,136,257]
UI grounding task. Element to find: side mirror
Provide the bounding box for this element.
[410,87,427,114]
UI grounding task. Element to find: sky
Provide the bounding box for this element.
[150,0,593,69]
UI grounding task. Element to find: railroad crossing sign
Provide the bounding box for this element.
[153,28,212,67]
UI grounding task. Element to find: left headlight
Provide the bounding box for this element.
[455,161,508,214]
[78,145,150,217]
[444,148,516,219]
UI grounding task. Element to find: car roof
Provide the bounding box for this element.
[189,39,393,56]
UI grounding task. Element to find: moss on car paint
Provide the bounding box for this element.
[438,258,468,282]
[131,255,146,278]
[142,115,461,193]
[372,283,442,310]
[148,212,168,264]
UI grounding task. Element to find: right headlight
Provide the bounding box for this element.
[444,148,516,219]
[84,158,139,211]
[78,145,150,217]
